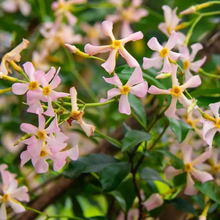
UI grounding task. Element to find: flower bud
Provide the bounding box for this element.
[143,193,163,211]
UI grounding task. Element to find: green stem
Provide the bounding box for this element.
[19,69,30,82]
[95,129,122,148]
[131,110,147,131]
[199,68,220,78]
[89,56,105,62]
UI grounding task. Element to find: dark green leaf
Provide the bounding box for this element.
[191,194,205,209]
[63,154,118,178]
[110,191,126,211]
[156,150,185,170]
[195,182,220,205]
[173,172,187,187]
[122,130,151,152]
[168,118,191,143]
[140,168,170,186]
[100,162,131,192]
[170,197,197,216]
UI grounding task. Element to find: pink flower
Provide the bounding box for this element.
[0,38,29,78]
[143,31,180,73]
[52,0,87,26]
[165,145,213,195]
[143,193,164,211]
[20,133,79,173]
[68,87,95,137]
[179,43,206,81]
[148,64,201,118]
[100,67,148,115]
[202,102,220,148]
[117,209,138,220]
[0,164,29,220]
[85,20,143,74]
[1,0,31,16]
[20,114,67,155]
[27,67,69,116]
[106,0,148,38]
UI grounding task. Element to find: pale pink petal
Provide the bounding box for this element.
[209,102,220,119]
[27,141,43,157]
[143,193,163,211]
[43,97,55,117]
[49,75,61,90]
[102,21,115,40]
[165,31,178,50]
[84,44,111,55]
[181,145,192,164]
[129,8,148,21]
[105,14,121,23]
[45,67,56,82]
[169,51,180,60]
[159,57,172,73]
[185,173,198,195]
[143,56,162,69]
[121,21,133,39]
[50,90,69,100]
[203,122,217,147]
[33,158,49,173]
[190,57,206,72]
[7,180,18,194]
[27,90,43,105]
[80,120,95,137]
[1,0,17,12]
[178,94,192,108]
[191,150,212,166]
[162,5,172,27]
[130,81,148,97]
[165,166,183,180]
[119,47,139,68]
[46,136,66,154]
[20,136,38,145]
[52,152,68,167]
[53,161,66,172]
[103,74,122,88]
[170,7,181,30]
[38,114,45,130]
[180,75,201,90]
[100,88,121,103]
[23,62,35,80]
[148,86,171,95]
[164,97,177,118]
[179,46,190,61]
[12,83,29,95]
[190,43,203,62]
[126,67,143,87]
[121,31,143,45]
[8,199,25,213]
[68,145,79,160]
[20,150,32,167]
[184,69,193,82]
[20,123,38,135]
[0,203,7,220]
[70,87,78,111]
[18,0,31,16]
[147,37,163,52]
[119,94,131,115]
[65,11,77,25]
[158,23,169,36]
[27,101,43,115]
[11,186,29,202]
[55,132,69,143]
[191,168,213,183]
[45,115,60,134]
[35,70,48,87]
[101,49,117,73]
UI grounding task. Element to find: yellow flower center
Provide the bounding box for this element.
[2,194,9,202]
[160,47,169,58]
[186,119,195,128]
[212,165,220,173]
[120,85,130,95]
[37,130,46,140]
[40,149,48,158]
[70,110,84,121]
[215,119,220,128]
[183,60,190,70]
[112,40,122,49]
[29,81,38,90]
[171,86,182,97]
[43,86,51,96]
[185,163,193,172]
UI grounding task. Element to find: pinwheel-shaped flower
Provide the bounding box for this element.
[143,31,180,73]
[20,114,66,155]
[202,101,220,148]
[85,20,143,74]
[0,164,29,220]
[0,38,29,78]
[100,67,148,115]
[165,145,213,195]
[143,193,164,211]
[179,43,206,81]
[27,66,69,116]
[68,87,95,137]
[148,64,201,118]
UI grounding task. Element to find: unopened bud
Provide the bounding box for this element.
[180,6,196,15]
[156,73,171,79]
[65,44,89,58]
[187,99,197,113]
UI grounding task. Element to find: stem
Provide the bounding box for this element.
[1,74,27,83]
[146,109,165,132]
[0,87,12,94]
[131,110,147,131]
[89,55,105,62]
[95,129,122,147]
[199,68,220,78]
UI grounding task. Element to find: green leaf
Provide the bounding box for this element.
[100,162,131,192]
[140,168,170,186]
[122,130,151,152]
[170,197,197,216]
[63,154,118,178]
[129,95,146,126]
[191,194,205,209]
[110,191,126,211]
[168,118,191,143]
[194,182,220,205]
[156,150,185,170]
[190,88,220,97]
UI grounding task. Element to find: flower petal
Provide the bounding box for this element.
[68,145,79,161]
[126,67,143,87]
[102,20,115,40]
[143,56,162,70]
[10,186,29,202]
[0,203,7,220]
[20,123,38,135]
[103,73,122,87]
[45,67,56,82]
[181,145,192,164]
[180,75,201,90]
[45,115,60,134]
[20,150,32,167]
[190,56,206,72]
[190,43,203,62]
[165,31,178,50]
[185,173,198,195]
[203,123,217,147]
[119,94,131,115]
[49,74,61,90]
[191,168,213,183]
[119,47,139,68]
[147,37,163,52]
[130,81,148,97]
[101,49,117,74]
[80,120,96,137]
[12,83,29,95]
[121,31,143,45]
[169,51,180,61]
[148,86,171,95]
[27,141,43,157]
[192,150,212,166]
[35,70,48,87]
[46,136,66,154]
[143,193,163,211]
[84,44,111,55]
[100,88,121,103]
[165,166,183,180]
[33,158,49,173]
[70,87,78,111]
[209,102,220,119]
[159,57,172,73]
[23,62,35,80]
